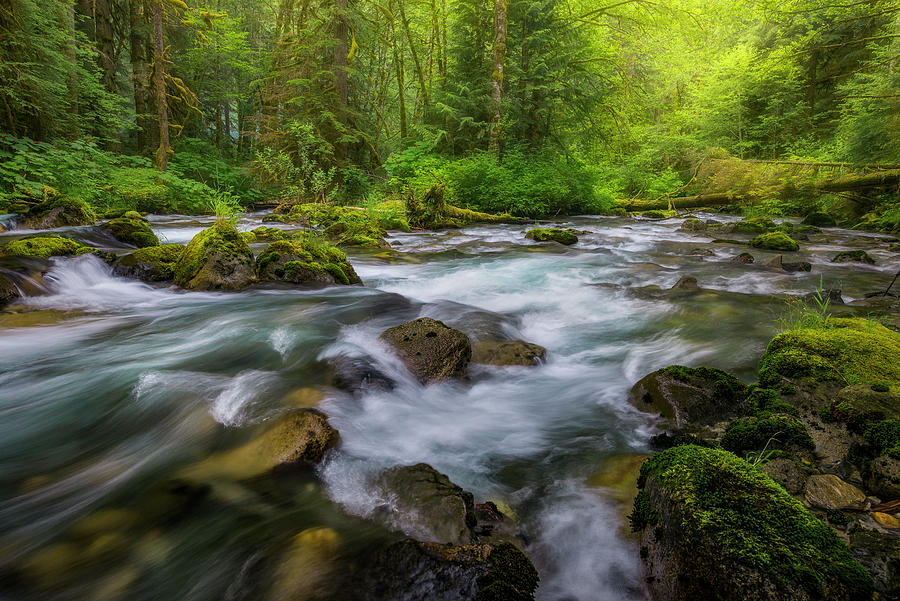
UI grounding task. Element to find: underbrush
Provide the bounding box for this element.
[0,135,261,215]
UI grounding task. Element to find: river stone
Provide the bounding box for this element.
[23,196,95,229]
[850,525,900,598]
[670,275,700,292]
[763,254,811,272]
[0,272,19,307]
[731,252,755,264]
[866,455,900,500]
[113,244,185,282]
[832,250,876,265]
[686,247,715,257]
[470,340,546,366]
[326,354,395,394]
[269,527,341,601]
[525,227,578,245]
[803,288,844,305]
[174,223,257,291]
[872,512,900,529]
[628,365,748,428]
[805,474,867,511]
[352,540,538,601]
[761,458,807,495]
[680,218,707,231]
[376,463,475,545]
[102,217,160,248]
[379,318,471,384]
[178,409,338,481]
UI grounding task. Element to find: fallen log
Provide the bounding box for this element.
[617,192,751,211]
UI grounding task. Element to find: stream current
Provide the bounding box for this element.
[0,212,896,601]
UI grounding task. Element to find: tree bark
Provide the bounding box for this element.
[489,0,508,157]
[152,0,169,171]
[130,0,149,153]
[397,0,428,108]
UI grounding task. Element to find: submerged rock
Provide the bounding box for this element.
[1,235,95,258]
[375,463,476,545]
[670,275,700,292]
[750,232,800,252]
[679,218,707,232]
[327,354,395,394]
[269,527,341,601]
[470,340,546,367]
[354,540,539,601]
[731,252,755,264]
[178,409,338,481]
[22,196,96,229]
[628,365,748,428]
[525,228,578,245]
[631,445,873,601]
[763,254,812,272]
[257,238,361,286]
[173,222,257,291]
[832,250,876,265]
[113,244,184,281]
[102,217,160,248]
[379,317,471,384]
[0,272,19,307]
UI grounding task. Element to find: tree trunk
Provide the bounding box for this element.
[397,0,428,108]
[334,0,349,159]
[489,0,508,157]
[224,99,232,153]
[130,0,149,153]
[61,0,79,140]
[152,0,169,171]
[391,6,407,140]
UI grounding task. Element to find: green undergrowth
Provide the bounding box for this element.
[633,445,873,599]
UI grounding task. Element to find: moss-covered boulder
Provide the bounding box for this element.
[376,463,476,545]
[354,540,538,601]
[102,217,160,248]
[731,218,777,234]
[23,196,96,229]
[630,445,874,601]
[379,317,471,384]
[721,414,815,455]
[249,225,288,241]
[628,365,748,428]
[525,228,578,245]
[173,223,257,291]
[256,238,361,286]
[750,232,800,252]
[123,211,144,221]
[113,244,184,282]
[803,212,837,227]
[832,250,876,265]
[679,218,707,232]
[281,203,391,248]
[1,235,95,258]
[177,409,338,481]
[470,340,546,367]
[758,319,900,388]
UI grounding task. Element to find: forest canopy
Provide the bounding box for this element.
[0,0,898,218]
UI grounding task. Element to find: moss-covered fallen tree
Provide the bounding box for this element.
[406,184,523,229]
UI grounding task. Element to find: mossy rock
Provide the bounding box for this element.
[830,384,900,432]
[721,413,815,455]
[256,238,361,286]
[249,225,288,241]
[173,222,257,291]
[376,463,476,545]
[113,244,185,282]
[803,212,837,227]
[758,318,900,388]
[832,250,876,265]
[850,526,900,598]
[680,218,707,232]
[1,235,95,258]
[524,228,578,245]
[380,318,471,384]
[628,365,748,428]
[470,340,546,367]
[102,217,160,248]
[750,232,799,252]
[631,445,873,601]
[636,210,675,219]
[23,195,96,229]
[732,218,777,234]
[284,203,391,247]
[123,211,145,221]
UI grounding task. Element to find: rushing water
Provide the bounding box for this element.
[0,213,896,601]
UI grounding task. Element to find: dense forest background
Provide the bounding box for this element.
[1,0,898,219]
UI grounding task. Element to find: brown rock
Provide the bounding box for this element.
[804,474,866,511]
[379,318,471,384]
[872,512,900,529]
[470,340,546,366]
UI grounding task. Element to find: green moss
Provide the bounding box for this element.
[864,420,900,459]
[239,231,256,244]
[26,195,96,226]
[282,203,390,248]
[115,244,185,280]
[250,226,288,241]
[750,231,799,251]
[759,318,900,387]
[734,218,776,233]
[721,414,814,454]
[744,387,799,417]
[475,542,539,601]
[636,210,675,219]
[832,250,876,265]
[635,445,873,599]
[1,235,94,258]
[173,222,252,287]
[872,382,891,393]
[123,211,144,221]
[105,217,159,248]
[661,365,749,404]
[628,490,659,532]
[525,228,578,245]
[256,237,359,285]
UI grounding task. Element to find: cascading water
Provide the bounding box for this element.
[0,213,895,601]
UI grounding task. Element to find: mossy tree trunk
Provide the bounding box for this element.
[152,0,169,171]
[488,0,508,158]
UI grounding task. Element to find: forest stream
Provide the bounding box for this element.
[0,213,897,601]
